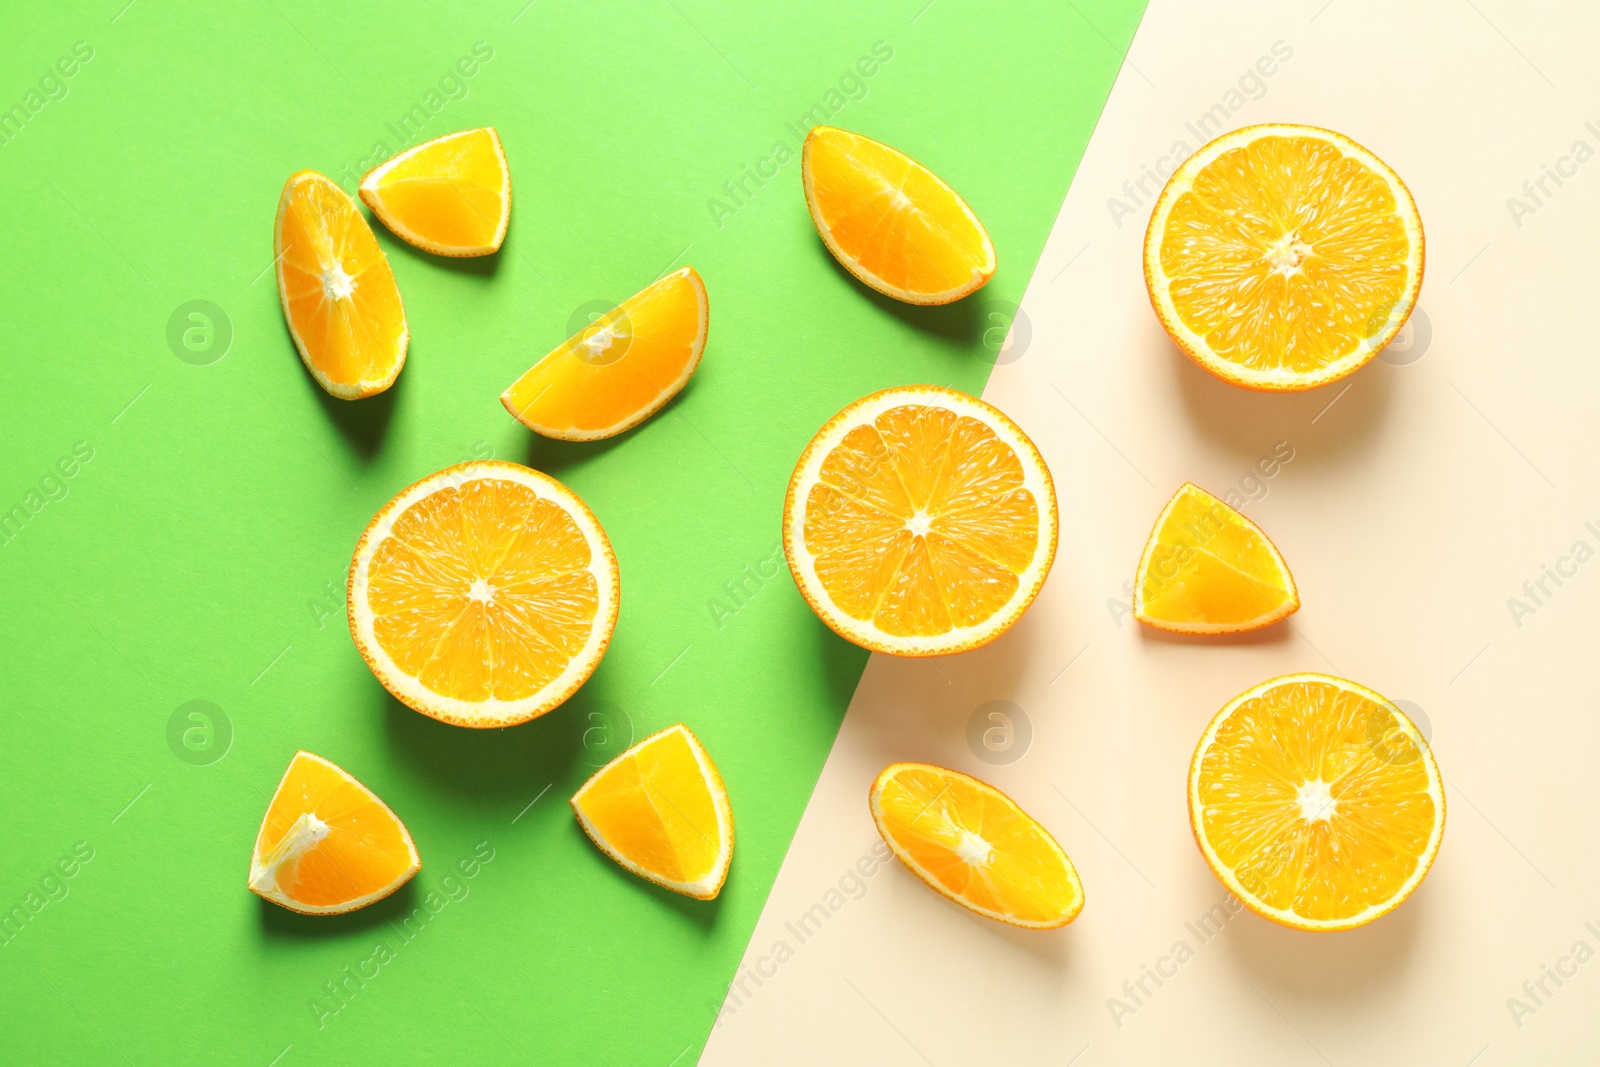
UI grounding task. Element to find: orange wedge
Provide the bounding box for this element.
[347,461,619,728]
[1189,673,1444,931]
[501,267,708,441]
[870,763,1082,929]
[571,724,733,900]
[248,751,420,915]
[783,385,1056,656]
[274,170,408,399]
[1133,483,1298,634]
[359,127,510,257]
[803,126,995,305]
[1145,124,1424,391]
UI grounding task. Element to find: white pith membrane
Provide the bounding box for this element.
[570,724,733,898]
[1188,673,1445,930]
[348,461,618,727]
[1145,124,1424,390]
[247,752,420,915]
[248,813,329,896]
[785,386,1057,656]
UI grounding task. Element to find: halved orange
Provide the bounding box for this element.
[802,126,995,305]
[783,385,1056,657]
[248,751,420,915]
[1189,674,1444,931]
[571,723,733,900]
[359,127,510,257]
[501,267,708,441]
[347,461,619,728]
[274,170,408,399]
[1133,483,1298,633]
[870,763,1082,929]
[1144,125,1424,391]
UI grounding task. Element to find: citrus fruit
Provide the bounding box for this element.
[1133,482,1298,634]
[347,460,619,728]
[1144,124,1424,391]
[571,723,733,900]
[870,763,1083,929]
[359,127,510,257]
[501,267,708,441]
[1189,673,1444,931]
[783,385,1056,657]
[802,126,995,305]
[274,170,408,399]
[248,751,420,915]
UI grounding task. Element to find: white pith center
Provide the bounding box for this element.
[467,578,495,604]
[956,830,993,865]
[322,262,356,301]
[1265,232,1313,277]
[1297,779,1336,823]
[581,326,616,358]
[249,812,330,894]
[907,510,931,537]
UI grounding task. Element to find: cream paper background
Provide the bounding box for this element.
[702,0,1600,1062]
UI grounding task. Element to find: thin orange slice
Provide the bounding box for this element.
[803,126,995,305]
[347,461,619,728]
[248,751,420,915]
[571,724,733,900]
[870,763,1082,929]
[274,170,408,399]
[359,127,510,257]
[1144,124,1424,391]
[783,385,1056,656]
[501,267,708,441]
[1133,483,1298,633]
[1189,673,1444,931]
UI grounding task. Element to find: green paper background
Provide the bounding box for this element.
[0,1,1143,1062]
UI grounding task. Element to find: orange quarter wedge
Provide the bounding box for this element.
[347,461,619,728]
[1190,673,1444,931]
[501,267,708,441]
[360,127,511,257]
[274,170,408,399]
[870,763,1083,929]
[571,724,733,900]
[783,385,1056,657]
[1133,483,1298,633]
[803,126,995,305]
[248,751,420,915]
[1144,124,1424,391]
